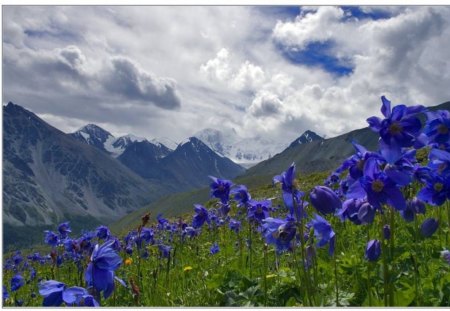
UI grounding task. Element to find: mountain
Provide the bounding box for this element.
[70,126,162,158]
[2,102,170,249]
[194,128,288,168]
[117,140,172,180]
[244,101,450,180]
[160,137,245,190]
[288,130,323,148]
[70,124,114,154]
[71,127,245,192]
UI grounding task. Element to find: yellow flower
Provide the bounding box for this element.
[183,266,193,272]
[125,258,133,265]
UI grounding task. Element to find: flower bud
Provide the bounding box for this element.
[365,239,381,262]
[310,186,342,215]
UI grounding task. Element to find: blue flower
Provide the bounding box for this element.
[158,244,172,259]
[247,199,271,223]
[357,202,376,224]
[3,285,9,302]
[210,243,220,255]
[308,214,336,256]
[441,249,450,265]
[417,173,448,206]
[424,109,450,144]
[420,218,439,238]
[348,157,406,211]
[44,230,59,247]
[310,186,342,215]
[11,274,25,292]
[273,163,305,219]
[337,198,363,225]
[209,176,233,204]
[38,280,65,306]
[58,221,71,238]
[231,185,251,207]
[85,239,122,299]
[63,286,99,307]
[365,240,381,262]
[140,228,154,244]
[229,219,241,233]
[367,96,425,149]
[262,217,296,254]
[95,226,111,240]
[192,204,210,228]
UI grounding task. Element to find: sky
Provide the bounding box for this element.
[3,5,450,145]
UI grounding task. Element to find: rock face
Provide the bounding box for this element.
[3,102,167,248]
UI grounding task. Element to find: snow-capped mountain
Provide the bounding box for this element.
[194,128,289,168]
[288,130,323,149]
[71,127,171,158]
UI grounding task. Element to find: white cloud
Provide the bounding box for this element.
[273,6,345,49]
[3,5,450,149]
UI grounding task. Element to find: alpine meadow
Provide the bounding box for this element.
[3,5,450,308]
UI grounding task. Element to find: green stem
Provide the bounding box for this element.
[248,223,253,279]
[333,252,339,306]
[389,208,395,306]
[367,228,372,306]
[413,215,422,306]
[263,244,268,306]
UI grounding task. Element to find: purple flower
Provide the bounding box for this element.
[3,285,9,302]
[63,286,99,307]
[424,109,450,144]
[400,197,426,222]
[95,226,110,240]
[44,230,59,247]
[367,96,425,149]
[210,243,220,255]
[140,228,154,244]
[357,202,376,224]
[308,214,336,256]
[310,186,342,215]
[158,244,172,258]
[273,163,305,219]
[337,198,363,225]
[247,199,271,223]
[85,239,122,299]
[262,217,296,254]
[38,280,65,306]
[231,185,251,207]
[229,219,241,233]
[58,222,71,238]
[192,204,210,228]
[441,249,450,265]
[209,176,233,204]
[420,218,439,238]
[348,157,406,211]
[365,240,381,262]
[11,274,25,292]
[418,174,448,206]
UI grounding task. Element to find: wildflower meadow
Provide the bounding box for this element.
[3,96,450,307]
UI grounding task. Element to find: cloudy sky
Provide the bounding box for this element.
[3,6,450,145]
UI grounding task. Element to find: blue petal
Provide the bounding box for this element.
[381,96,391,118]
[43,291,64,306]
[38,280,65,296]
[63,287,87,305]
[386,187,406,211]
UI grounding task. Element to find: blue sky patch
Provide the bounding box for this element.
[341,6,391,21]
[277,40,354,77]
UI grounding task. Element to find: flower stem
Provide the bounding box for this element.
[389,208,395,306]
[367,228,372,306]
[333,251,339,306]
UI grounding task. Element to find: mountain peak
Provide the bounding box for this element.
[288,130,323,148]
